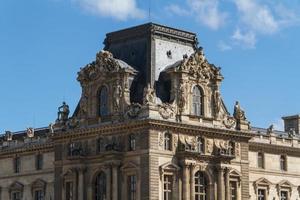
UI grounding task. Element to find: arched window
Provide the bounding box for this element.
[164,132,172,151]
[192,86,203,116]
[194,171,207,200]
[257,152,264,169]
[95,172,106,200]
[197,137,204,153]
[280,155,287,171]
[99,86,108,117]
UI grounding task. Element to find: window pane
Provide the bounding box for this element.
[99,87,108,116]
[194,171,207,200]
[95,172,106,200]
[258,189,265,200]
[128,175,136,200]
[66,182,73,200]
[192,86,202,116]
[258,153,264,168]
[163,175,173,200]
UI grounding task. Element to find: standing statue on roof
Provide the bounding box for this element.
[233,101,246,121]
[57,101,70,122]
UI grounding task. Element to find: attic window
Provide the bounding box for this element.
[166,50,172,58]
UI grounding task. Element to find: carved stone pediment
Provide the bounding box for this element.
[176,48,223,81]
[77,50,136,85]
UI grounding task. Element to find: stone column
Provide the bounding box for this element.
[225,168,230,200]
[112,165,118,200]
[78,168,85,200]
[217,167,225,200]
[190,164,195,200]
[182,164,190,200]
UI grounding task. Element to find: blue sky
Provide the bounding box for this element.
[1,0,300,133]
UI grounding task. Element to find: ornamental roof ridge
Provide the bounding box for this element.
[104,22,197,46]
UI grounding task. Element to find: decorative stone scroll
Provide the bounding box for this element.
[176,47,222,81]
[158,103,175,119]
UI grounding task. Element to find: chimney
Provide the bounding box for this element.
[282,115,300,134]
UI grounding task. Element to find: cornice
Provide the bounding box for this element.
[0,142,54,158]
[51,119,253,141]
[249,142,300,156]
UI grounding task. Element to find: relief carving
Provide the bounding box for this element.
[126,103,142,119]
[177,47,222,81]
[158,103,175,119]
[206,139,213,154]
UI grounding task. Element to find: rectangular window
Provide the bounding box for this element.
[14,157,20,173]
[129,135,136,151]
[12,192,21,200]
[230,181,237,200]
[36,154,43,170]
[163,175,172,200]
[66,182,73,200]
[34,190,44,200]
[258,189,266,200]
[257,153,264,169]
[280,191,288,200]
[128,175,136,200]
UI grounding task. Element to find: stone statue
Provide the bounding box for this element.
[5,131,13,141]
[233,101,246,121]
[49,123,54,134]
[267,124,274,134]
[288,128,296,137]
[194,47,206,63]
[143,84,155,105]
[26,127,34,138]
[57,102,70,122]
[177,80,186,113]
[214,91,222,118]
[113,84,122,111]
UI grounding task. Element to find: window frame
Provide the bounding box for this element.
[128,134,136,151]
[163,174,173,200]
[280,155,287,171]
[35,154,43,170]
[94,171,107,200]
[194,171,207,200]
[192,86,204,117]
[127,175,137,200]
[257,152,264,169]
[164,132,172,151]
[14,156,21,173]
[257,188,266,200]
[99,86,109,117]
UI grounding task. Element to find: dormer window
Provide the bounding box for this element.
[192,86,203,116]
[99,86,108,117]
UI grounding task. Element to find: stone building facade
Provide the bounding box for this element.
[1,23,300,200]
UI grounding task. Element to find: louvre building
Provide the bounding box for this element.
[1,23,300,200]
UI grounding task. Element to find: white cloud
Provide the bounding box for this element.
[165,4,189,17]
[234,0,279,34]
[74,0,145,21]
[218,41,232,51]
[187,0,227,30]
[231,29,256,49]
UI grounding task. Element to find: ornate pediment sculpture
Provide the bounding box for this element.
[176,47,223,81]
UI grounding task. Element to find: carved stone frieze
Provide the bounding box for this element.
[222,115,236,129]
[126,103,142,119]
[158,103,175,119]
